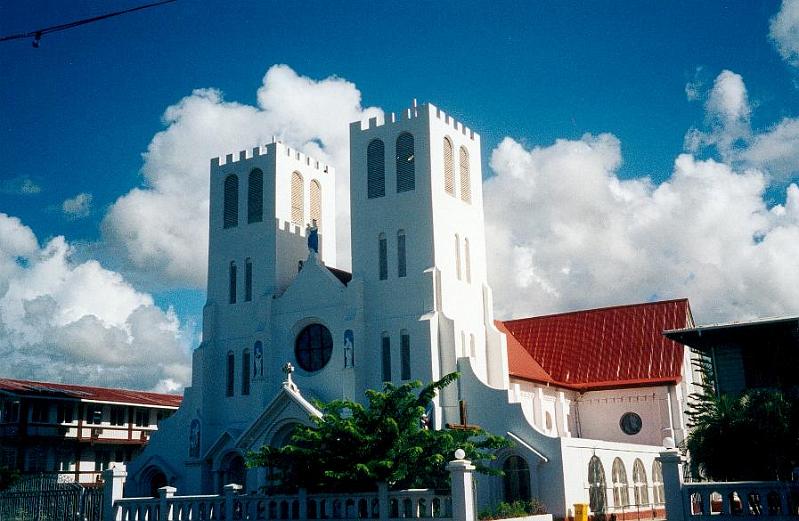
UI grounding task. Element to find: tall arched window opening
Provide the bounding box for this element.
[396,132,415,192]
[248,169,263,223]
[588,456,607,514]
[229,261,237,304]
[400,330,410,380]
[378,233,388,280]
[443,137,455,195]
[223,175,239,229]
[245,258,253,302]
[397,230,406,278]
[632,459,649,507]
[455,234,461,280]
[459,146,471,203]
[291,171,304,224]
[464,238,471,283]
[367,139,385,199]
[612,458,630,509]
[652,460,665,504]
[381,333,391,382]
[242,349,251,395]
[502,456,531,502]
[226,351,235,397]
[310,179,322,228]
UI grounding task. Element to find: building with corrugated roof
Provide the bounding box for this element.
[0,379,180,487]
[121,102,704,518]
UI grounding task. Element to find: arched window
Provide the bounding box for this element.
[245,258,252,302]
[229,261,237,304]
[248,169,263,223]
[443,137,455,195]
[291,171,304,224]
[223,174,239,229]
[455,234,461,280]
[464,238,471,283]
[400,330,410,380]
[459,146,471,203]
[588,456,607,514]
[632,459,649,507]
[242,349,251,395]
[652,460,665,504]
[226,351,235,397]
[612,458,630,508]
[381,333,391,382]
[378,233,388,280]
[396,132,415,192]
[310,179,322,228]
[502,456,531,502]
[367,139,385,199]
[397,230,406,278]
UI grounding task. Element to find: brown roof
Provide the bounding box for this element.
[0,378,182,407]
[502,299,693,391]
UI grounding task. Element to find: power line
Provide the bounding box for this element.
[0,0,177,48]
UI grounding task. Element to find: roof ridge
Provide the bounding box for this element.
[0,377,180,398]
[502,298,689,323]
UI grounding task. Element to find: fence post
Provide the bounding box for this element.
[159,485,177,520]
[299,488,308,520]
[224,483,242,520]
[658,449,686,521]
[378,482,389,521]
[446,450,476,521]
[102,463,127,521]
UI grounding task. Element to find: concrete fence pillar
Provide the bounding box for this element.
[224,483,243,520]
[159,485,177,520]
[658,449,686,521]
[299,488,308,520]
[446,450,476,521]
[102,463,127,521]
[378,482,389,521]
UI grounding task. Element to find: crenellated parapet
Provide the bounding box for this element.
[350,101,478,141]
[211,139,332,173]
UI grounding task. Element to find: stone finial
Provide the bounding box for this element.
[282,362,296,390]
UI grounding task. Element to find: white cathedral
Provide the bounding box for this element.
[127,102,698,518]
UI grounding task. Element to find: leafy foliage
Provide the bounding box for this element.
[478,499,547,520]
[685,357,799,481]
[248,372,511,492]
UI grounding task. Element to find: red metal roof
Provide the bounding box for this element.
[0,378,182,407]
[502,299,693,391]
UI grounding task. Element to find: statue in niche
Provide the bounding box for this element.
[189,419,201,458]
[253,341,264,378]
[344,329,355,368]
[307,220,319,253]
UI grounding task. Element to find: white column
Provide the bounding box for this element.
[446,450,476,521]
[159,485,177,520]
[658,450,686,521]
[102,463,127,521]
[224,483,243,520]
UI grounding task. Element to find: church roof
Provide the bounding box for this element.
[501,298,693,391]
[0,378,182,408]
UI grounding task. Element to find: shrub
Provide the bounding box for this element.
[479,499,547,520]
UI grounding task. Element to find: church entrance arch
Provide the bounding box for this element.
[141,465,167,497]
[502,455,531,502]
[219,452,246,492]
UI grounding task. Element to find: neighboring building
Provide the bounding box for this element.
[0,379,181,486]
[125,102,699,518]
[664,315,799,395]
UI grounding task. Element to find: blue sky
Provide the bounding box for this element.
[2,1,798,389]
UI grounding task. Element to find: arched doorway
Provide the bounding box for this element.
[142,466,167,498]
[219,452,246,491]
[502,455,531,502]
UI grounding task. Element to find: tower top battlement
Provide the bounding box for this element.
[210,139,332,173]
[350,101,479,142]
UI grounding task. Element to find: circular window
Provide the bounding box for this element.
[619,412,643,435]
[294,324,333,372]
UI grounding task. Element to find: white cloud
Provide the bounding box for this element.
[484,136,799,323]
[0,213,191,391]
[103,65,381,286]
[0,176,41,195]
[770,0,799,67]
[62,192,93,219]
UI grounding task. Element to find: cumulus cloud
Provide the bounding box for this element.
[0,213,191,392]
[0,176,41,195]
[62,192,93,219]
[770,0,799,67]
[685,69,799,182]
[484,135,799,323]
[103,65,381,286]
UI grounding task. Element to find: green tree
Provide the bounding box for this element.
[248,372,510,492]
[685,358,799,481]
